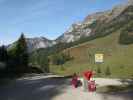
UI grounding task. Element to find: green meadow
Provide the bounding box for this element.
[50,31,133,78]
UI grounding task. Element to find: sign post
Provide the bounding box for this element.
[95,53,104,76]
[95,54,104,63]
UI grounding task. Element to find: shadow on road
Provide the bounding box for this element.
[0,76,71,100]
[101,91,133,100]
[119,79,133,85]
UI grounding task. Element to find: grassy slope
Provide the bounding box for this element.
[50,31,133,78]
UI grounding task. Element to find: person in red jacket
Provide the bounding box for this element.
[83,71,93,80]
[83,70,95,92]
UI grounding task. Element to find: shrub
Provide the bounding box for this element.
[97,66,101,75]
[105,66,111,76]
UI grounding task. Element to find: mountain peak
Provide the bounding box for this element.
[9,0,133,52]
[26,37,55,52]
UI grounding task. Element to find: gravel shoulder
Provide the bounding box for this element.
[54,78,133,100]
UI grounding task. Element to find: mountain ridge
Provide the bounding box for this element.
[8,0,133,52]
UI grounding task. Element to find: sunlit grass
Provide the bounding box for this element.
[50,31,133,78]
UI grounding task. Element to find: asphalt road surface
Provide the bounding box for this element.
[0,75,133,100]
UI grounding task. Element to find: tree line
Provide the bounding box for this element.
[0,33,49,77]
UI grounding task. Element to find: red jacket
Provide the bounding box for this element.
[83,71,93,80]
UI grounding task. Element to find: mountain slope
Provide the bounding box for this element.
[56,22,92,43]
[28,1,133,78]
[8,37,56,52]
[53,4,133,53]
[50,30,133,78]
[8,1,133,52]
[56,1,133,44]
[26,37,55,52]
[50,4,133,78]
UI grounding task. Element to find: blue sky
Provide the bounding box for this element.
[0,0,127,45]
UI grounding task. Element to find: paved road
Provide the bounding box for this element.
[0,75,70,100]
[0,75,133,100]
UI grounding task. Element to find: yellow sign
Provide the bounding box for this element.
[95,54,104,63]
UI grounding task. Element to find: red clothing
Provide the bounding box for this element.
[83,71,93,80]
[88,81,96,92]
[71,76,78,88]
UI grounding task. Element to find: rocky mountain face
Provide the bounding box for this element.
[9,0,133,52]
[8,37,56,52]
[26,37,56,52]
[56,1,133,43]
[56,22,92,43]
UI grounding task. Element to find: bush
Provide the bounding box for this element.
[105,67,111,76]
[119,21,133,44]
[51,52,72,65]
[97,66,101,75]
[0,62,6,69]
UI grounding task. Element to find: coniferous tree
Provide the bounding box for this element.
[0,45,8,71]
[30,50,50,73]
[15,33,29,72]
[0,45,8,78]
[0,45,8,62]
[97,66,101,75]
[105,66,111,76]
[42,56,49,72]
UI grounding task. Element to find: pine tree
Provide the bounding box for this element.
[0,45,8,62]
[42,56,50,72]
[15,33,29,72]
[0,45,8,70]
